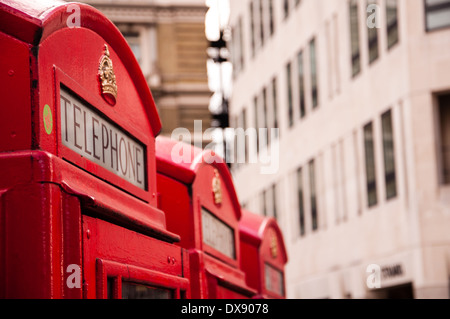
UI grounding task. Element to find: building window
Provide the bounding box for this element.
[297,50,306,118]
[254,96,259,153]
[297,168,306,236]
[259,0,265,47]
[262,87,269,146]
[309,38,319,109]
[234,108,248,167]
[286,62,294,127]
[250,1,256,56]
[272,183,278,220]
[386,0,399,49]
[231,26,237,74]
[367,0,379,64]
[231,17,245,75]
[242,108,248,162]
[438,93,450,184]
[231,113,238,169]
[425,0,450,31]
[364,122,378,207]
[271,77,279,138]
[238,17,245,71]
[262,184,278,219]
[309,159,318,231]
[382,110,397,199]
[262,190,268,216]
[283,0,290,19]
[124,34,142,66]
[349,0,361,77]
[269,0,275,35]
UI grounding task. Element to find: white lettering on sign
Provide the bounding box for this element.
[60,87,146,190]
[201,207,235,259]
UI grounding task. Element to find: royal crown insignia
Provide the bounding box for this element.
[98,44,117,105]
[270,234,278,259]
[212,169,223,205]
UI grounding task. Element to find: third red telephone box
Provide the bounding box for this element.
[239,210,288,299]
[156,137,256,299]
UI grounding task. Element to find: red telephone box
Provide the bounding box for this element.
[156,137,256,299]
[0,0,189,298]
[239,210,288,299]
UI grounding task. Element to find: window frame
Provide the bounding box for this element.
[297,167,306,236]
[424,0,450,32]
[349,0,362,78]
[250,1,256,56]
[286,62,294,127]
[386,0,400,49]
[363,122,378,208]
[437,93,450,184]
[269,0,275,35]
[254,95,260,153]
[96,259,189,299]
[123,33,142,66]
[381,109,398,200]
[309,38,319,109]
[367,0,380,64]
[271,77,279,137]
[272,183,278,220]
[309,159,319,231]
[283,0,290,19]
[297,50,306,118]
[259,0,265,47]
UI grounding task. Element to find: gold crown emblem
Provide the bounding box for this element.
[212,169,222,205]
[270,234,278,259]
[98,45,117,105]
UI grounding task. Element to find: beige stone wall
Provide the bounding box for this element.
[229,0,450,299]
[155,21,212,137]
[157,22,209,84]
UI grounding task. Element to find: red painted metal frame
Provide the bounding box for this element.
[0,151,186,298]
[0,30,32,152]
[84,216,190,299]
[239,210,288,299]
[0,0,189,299]
[96,259,190,299]
[156,136,257,299]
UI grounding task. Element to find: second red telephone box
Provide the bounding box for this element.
[156,137,256,299]
[239,210,288,299]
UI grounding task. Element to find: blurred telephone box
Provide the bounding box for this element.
[156,137,256,298]
[239,210,288,299]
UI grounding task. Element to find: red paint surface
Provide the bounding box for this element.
[156,136,257,299]
[0,31,31,152]
[239,210,288,299]
[0,0,188,299]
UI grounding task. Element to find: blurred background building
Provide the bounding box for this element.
[228,0,450,298]
[76,0,213,146]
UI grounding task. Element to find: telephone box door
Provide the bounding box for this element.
[82,214,190,299]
